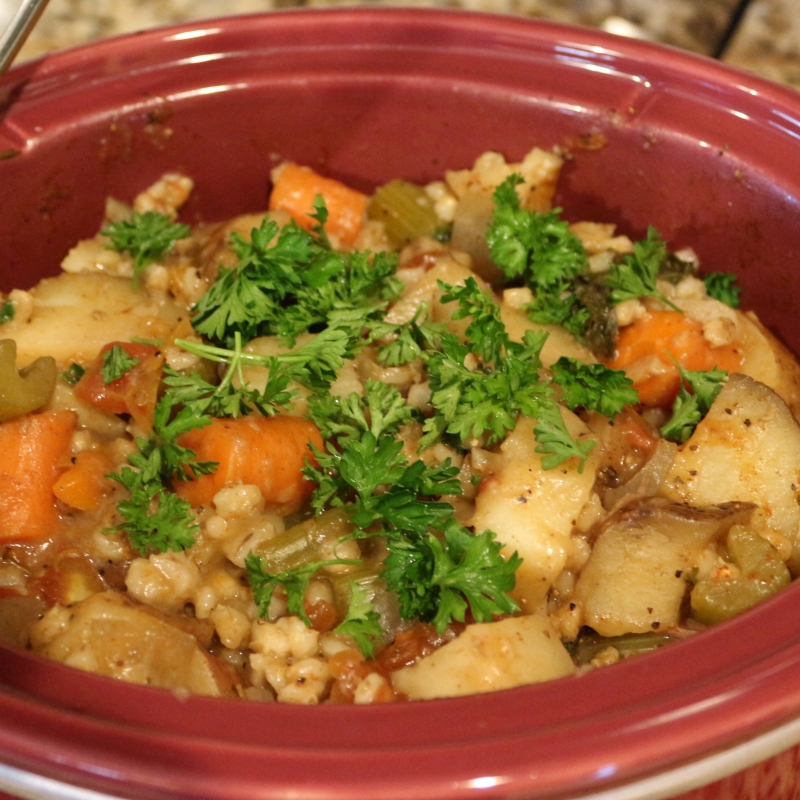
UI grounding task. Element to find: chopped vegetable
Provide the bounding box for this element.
[0,301,14,324]
[175,414,323,513]
[0,410,77,543]
[0,339,57,422]
[690,524,790,624]
[367,180,440,247]
[53,451,115,512]
[269,162,367,246]
[609,310,742,407]
[75,341,164,430]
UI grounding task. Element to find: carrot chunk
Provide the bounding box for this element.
[53,451,115,512]
[609,310,743,407]
[174,415,324,514]
[269,162,367,246]
[74,341,164,430]
[0,410,77,543]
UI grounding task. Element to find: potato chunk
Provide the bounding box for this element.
[0,273,183,368]
[30,592,238,697]
[391,614,575,700]
[737,311,800,419]
[471,412,599,610]
[661,373,800,553]
[573,498,754,637]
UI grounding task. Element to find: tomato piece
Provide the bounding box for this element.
[75,341,164,430]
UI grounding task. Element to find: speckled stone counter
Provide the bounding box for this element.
[2,0,799,90]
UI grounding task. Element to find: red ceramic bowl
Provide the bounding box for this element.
[3,8,800,800]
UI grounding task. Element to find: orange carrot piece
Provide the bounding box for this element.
[0,410,77,543]
[74,341,164,431]
[174,415,324,514]
[269,162,367,246]
[609,310,743,407]
[53,451,115,512]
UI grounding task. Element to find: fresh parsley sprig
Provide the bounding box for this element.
[103,211,190,287]
[307,379,414,444]
[191,207,401,349]
[302,414,521,633]
[660,357,727,443]
[486,175,587,292]
[550,357,639,417]
[245,554,362,627]
[100,344,140,384]
[605,227,681,311]
[382,523,521,632]
[370,303,446,366]
[703,272,741,308]
[332,580,384,658]
[420,279,597,472]
[106,395,217,555]
[171,325,352,418]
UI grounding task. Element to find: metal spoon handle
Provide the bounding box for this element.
[0,0,50,77]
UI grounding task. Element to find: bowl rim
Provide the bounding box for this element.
[3,7,800,800]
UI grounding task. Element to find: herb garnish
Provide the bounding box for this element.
[703,272,741,308]
[191,199,401,349]
[106,395,217,555]
[420,278,597,472]
[100,344,140,384]
[103,211,190,287]
[550,357,639,417]
[660,358,727,443]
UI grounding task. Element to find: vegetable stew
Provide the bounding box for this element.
[2,150,800,703]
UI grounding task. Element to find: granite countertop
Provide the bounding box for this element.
[1,0,799,90]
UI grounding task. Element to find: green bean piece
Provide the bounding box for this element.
[0,339,57,422]
[367,180,440,248]
[250,507,356,573]
[571,631,676,665]
[690,525,791,625]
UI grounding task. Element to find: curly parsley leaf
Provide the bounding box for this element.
[660,359,728,443]
[107,477,199,556]
[550,357,639,417]
[171,325,353,419]
[106,394,217,555]
[532,402,596,472]
[308,379,413,444]
[703,272,741,308]
[420,279,594,471]
[333,580,384,658]
[191,210,401,349]
[100,344,140,384]
[245,554,361,627]
[370,303,446,366]
[60,363,86,385]
[102,211,190,287]
[486,174,587,292]
[606,227,681,311]
[383,524,521,633]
